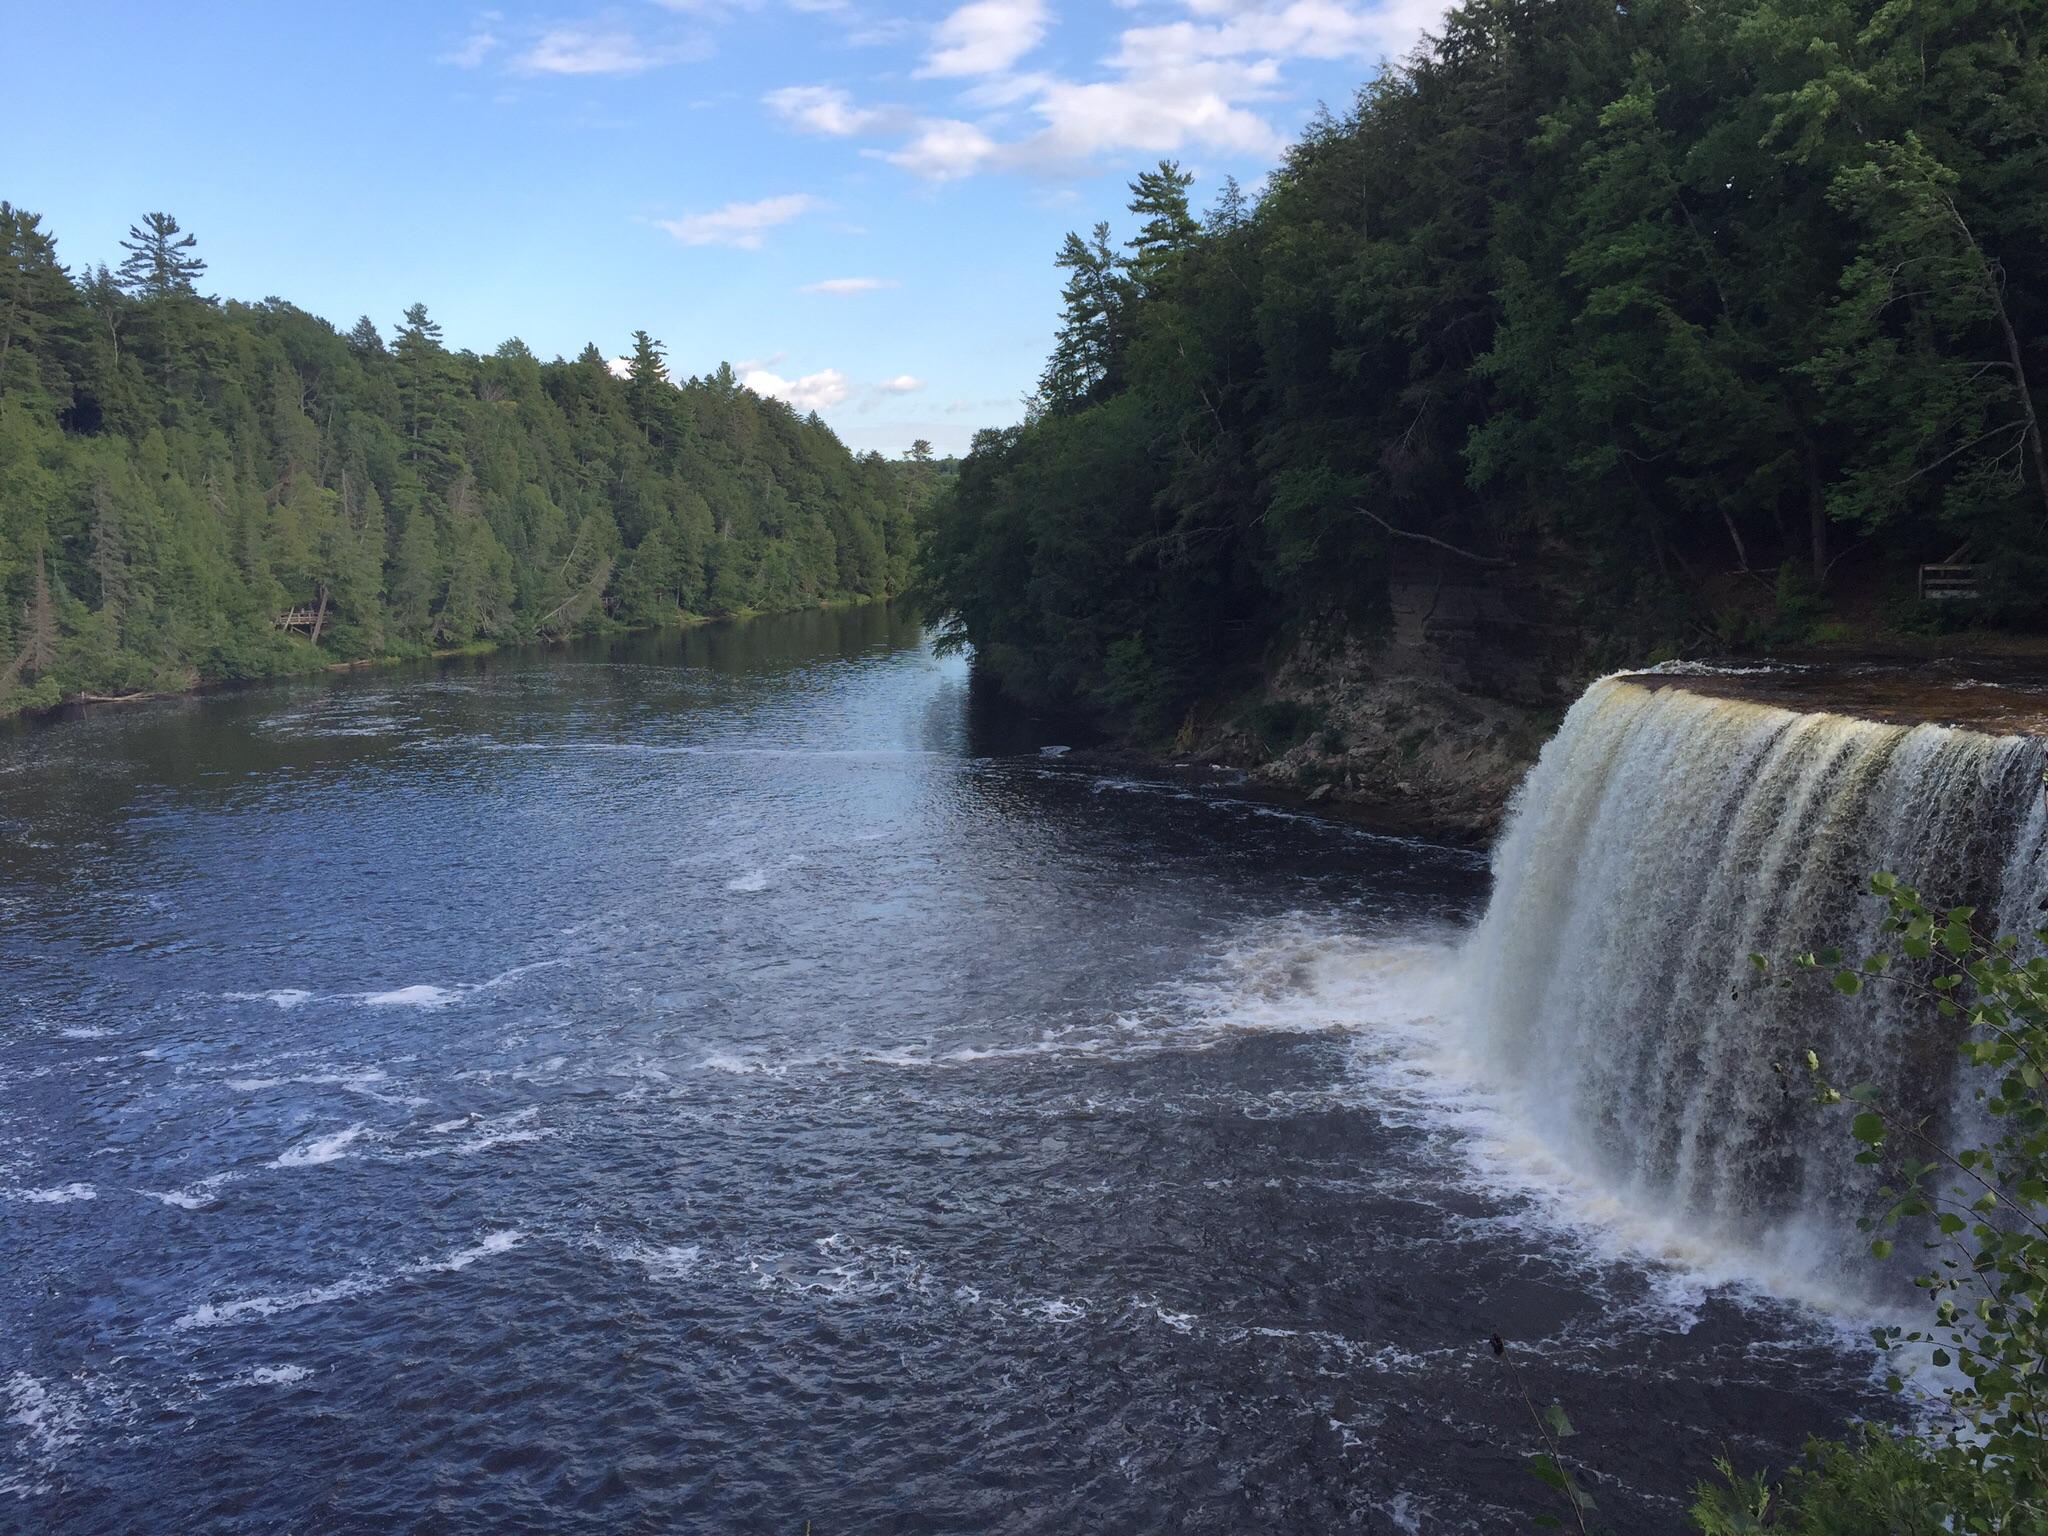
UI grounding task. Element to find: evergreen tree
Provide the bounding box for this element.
[1205,176,1250,234]
[0,204,79,401]
[345,315,385,356]
[1124,160,1199,292]
[1039,225,1128,411]
[116,213,205,300]
[392,302,462,473]
[625,330,678,448]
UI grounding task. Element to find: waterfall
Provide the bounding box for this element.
[1460,674,2048,1293]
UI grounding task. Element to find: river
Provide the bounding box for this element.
[0,606,1888,1532]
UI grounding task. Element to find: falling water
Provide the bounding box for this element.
[1461,673,2048,1293]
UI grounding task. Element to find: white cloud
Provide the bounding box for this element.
[445,25,499,68]
[800,277,901,295]
[919,0,1050,78]
[1026,59,1287,160]
[658,194,819,249]
[1111,1,1411,69]
[880,118,1001,180]
[764,85,889,136]
[513,26,700,76]
[744,367,853,411]
[879,375,925,393]
[861,0,1437,178]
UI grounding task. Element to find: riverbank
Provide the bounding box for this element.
[1073,604,2048,844]
[0,596,898,730]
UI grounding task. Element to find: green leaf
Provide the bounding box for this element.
[1542,1401,1575,1440]
[1833,971,1862,996]
[1852,1112,1886,1145]
[1872,1238,1894,1260]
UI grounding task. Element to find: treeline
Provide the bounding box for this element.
[919,0,2047,736]
[0,208,928,713]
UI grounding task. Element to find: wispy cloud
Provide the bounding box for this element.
[764,84,892,136]
[659,194,820,249]
[444,20,501,69]
[918,0,1050,78]
[879,375,924,393]
[799,277,901,295]
[512,25,705,76]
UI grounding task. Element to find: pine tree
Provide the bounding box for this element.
[116,213,205,300]
[1124,161,1199,292]
[1039,224,1128,410]
[1205,176,1250,234]
[345,315,385,356]
[392,303,462,473]
[625,330,676,447]
[0,204,79,401]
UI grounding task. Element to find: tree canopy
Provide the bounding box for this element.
[0,209,928,713]
[919,0,2048,738]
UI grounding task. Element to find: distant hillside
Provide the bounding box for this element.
[0,207,935,714]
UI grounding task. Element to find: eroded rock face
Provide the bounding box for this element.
[1184,551,1590,840]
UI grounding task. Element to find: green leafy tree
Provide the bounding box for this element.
[1700,876,2048,1532]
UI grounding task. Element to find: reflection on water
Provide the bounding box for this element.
[1,606,1886,1532]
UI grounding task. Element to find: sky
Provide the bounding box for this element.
[2,0,1446,455]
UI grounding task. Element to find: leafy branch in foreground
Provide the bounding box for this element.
[1701,876,2048,1534]
[1491,1330,1597,1533]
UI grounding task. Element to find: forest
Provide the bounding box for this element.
[0,207,930,715]
[917,0,2048,739]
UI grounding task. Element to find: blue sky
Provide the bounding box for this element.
[3,0,1441,454]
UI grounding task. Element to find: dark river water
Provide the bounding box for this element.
[0,606,1888,1532]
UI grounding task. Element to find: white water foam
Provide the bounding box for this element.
[223,959,568,1014]
[601,1239,703,1278]
[724,869,771,893]
[240,1365,314,1387]
[175,1276,379,1330]
[6,1183,96,1205]
[176,1230,529,1329]
[403,1229,525,1275]
[1149,919,1903,1323]
[361,985,460,1008]
[142,1172,240,1210]
[273,1125,369,1168]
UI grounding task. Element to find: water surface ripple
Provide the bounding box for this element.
[0,608,1885,1532]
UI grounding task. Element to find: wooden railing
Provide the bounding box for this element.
[1919,563,1984,601]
